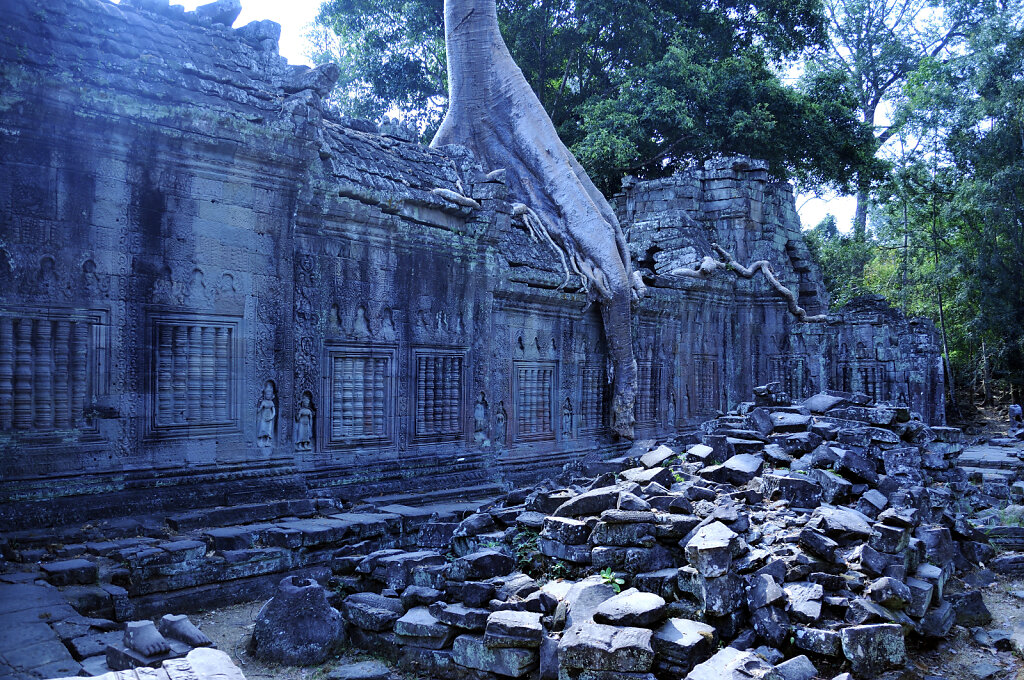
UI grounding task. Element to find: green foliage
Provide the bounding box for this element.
[313,0,875,192]
[509,528,543,576]
[598,567,625,593]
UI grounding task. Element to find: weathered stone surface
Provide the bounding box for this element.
[430,603,492,631]
[747,574,784,609]
[484,610,543,648]
[341,592,404,632]
[445,550,514,581]
[452,634,537,677]
[252,576,343,665]
[541,517,591,545]
[592,588,667,628]
[554,488,622,518]
[864,577,911,610]
[793,627,842,657]
[559,623,654,671]
[840,624,906,677]
[684,521,742,577]
[40,559,97,586]
[783,582,823,623]
[686,647,775,680]
[394,607,453,648]
[652,618,716,675]
[772,654,817,680]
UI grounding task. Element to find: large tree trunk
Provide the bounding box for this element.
[432,0,639,438]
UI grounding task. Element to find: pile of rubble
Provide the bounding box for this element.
[291,383,993,680]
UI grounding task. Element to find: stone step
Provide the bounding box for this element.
[166,498,316,531]
[364,482,503,508]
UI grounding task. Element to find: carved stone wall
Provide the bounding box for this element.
[0,0,945,529]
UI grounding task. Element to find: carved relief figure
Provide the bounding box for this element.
[295,391,314,451]
[184,268,206,306]
[562,397,573,439]
[495,400,506,447]
[256,380,277,449]
[473,392,489,446]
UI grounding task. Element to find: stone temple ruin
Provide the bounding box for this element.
[0,1,987,680]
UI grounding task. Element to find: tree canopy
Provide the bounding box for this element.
[312,0,876,192]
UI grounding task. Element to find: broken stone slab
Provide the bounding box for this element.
[920,600,954,638]
[952,590,992,626]
[394,606,454,648]
[793,626,842,657]
[798,527,838,561]
[762,474,822,508]
[401,584,445,609]
[902,577,933,618]
[771,412,812,432]
[619,491,653,511]
[683,521,743,577]
[651,618,715,674]
[699,454,764,486]
[592,588,667,628]
[750,604,789,647]
[484,610,543,648]
[541,517,591,545]
[783,582,823,624]
[430,602,491,631]
[558,623,654,672]
[686,646,775,680]
[697,572,744,617]
[341,591,404,632]
[810,505,873,541]
[445,549,514,581]
[808,470,853,504]
[539,538,594,563]
[590,521,656,547]
[553,486,621,518]
[380,550,446,590]
[640,445,676,469]
[452,634,537,677]
[563,576,618,628]
[869,523,909,554]
[864,577,911,610]
[839,623,905,677]
[771,654,817,680]
[746,574,784,610]
[622,467,676,488]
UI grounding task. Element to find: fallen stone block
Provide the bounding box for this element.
[651,617,715,675]
[484,610,544,648]
[592,588,667,628]
[840,623,905,677]
[341,591,404,632]
[684,521,742,577]
[558,623,654,672]
[452,634,537,677]
[685,646,775,680]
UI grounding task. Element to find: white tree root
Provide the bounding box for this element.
[431,187,481,209]
[671,244,826,323]
[512,203,573,289]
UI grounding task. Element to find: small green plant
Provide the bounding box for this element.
[547,560,570,580]
[672,471,685,484]
[599,567,625,593]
